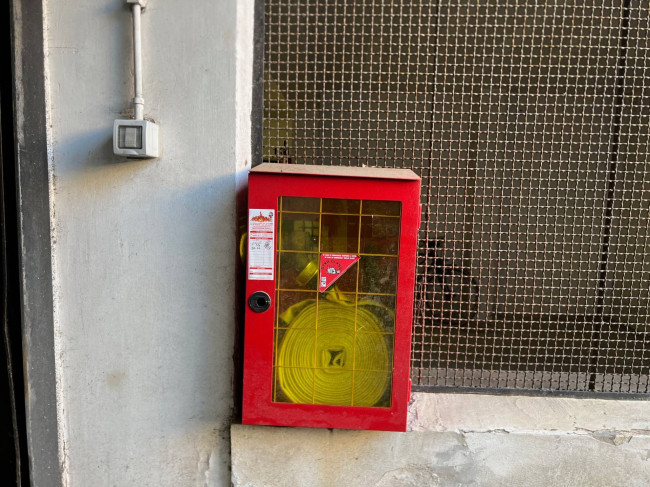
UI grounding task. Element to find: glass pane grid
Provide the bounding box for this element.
[281,211,401,217]
[273,197,400,406]
[264,1,650,394]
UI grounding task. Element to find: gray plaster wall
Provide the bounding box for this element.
[232,393,650,487]
[36,1,650,486]
[44,0,252,485]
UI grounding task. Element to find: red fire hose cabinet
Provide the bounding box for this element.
[242,163,421,431]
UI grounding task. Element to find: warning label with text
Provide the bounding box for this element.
[248,209,275,280]
[319,253,360,292]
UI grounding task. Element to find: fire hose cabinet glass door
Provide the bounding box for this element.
[242,164,421,431]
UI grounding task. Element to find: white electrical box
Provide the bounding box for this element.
[113,119,159,158]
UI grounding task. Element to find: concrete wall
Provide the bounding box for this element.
[32,1,650,486]
[232,393,650,487]
[43,0,252,484]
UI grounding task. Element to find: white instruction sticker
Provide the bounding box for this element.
[248,209,275,280]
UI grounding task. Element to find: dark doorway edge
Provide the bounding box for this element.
[10,1,62,485]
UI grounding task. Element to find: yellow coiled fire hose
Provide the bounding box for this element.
[240,232,392,407]
[277,288,391,407]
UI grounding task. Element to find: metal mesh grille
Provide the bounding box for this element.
[262,0,650,394]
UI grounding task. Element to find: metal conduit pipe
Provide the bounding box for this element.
[113,0,159,158]
[128,0,146,120]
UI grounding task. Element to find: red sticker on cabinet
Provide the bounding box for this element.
[319,253,360,292]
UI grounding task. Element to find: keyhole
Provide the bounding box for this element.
[248,291,271,313]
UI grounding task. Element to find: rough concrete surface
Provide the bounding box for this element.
[44,0,253,484]
[232,394,650,487]
[408,393,650,432]
[231,425,650,487]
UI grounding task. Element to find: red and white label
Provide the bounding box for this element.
[248,209,275,280]
[319,253,360,292]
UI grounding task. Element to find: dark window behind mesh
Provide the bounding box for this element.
[262,0,650,394]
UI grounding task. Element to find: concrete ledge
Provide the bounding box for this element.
[232,394,650,486]
[408,392,650,433]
